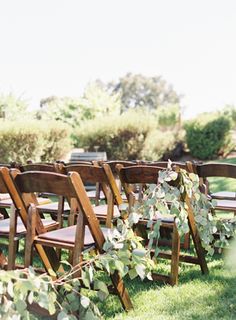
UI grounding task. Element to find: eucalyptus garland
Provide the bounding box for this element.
[127,161,236,256]
[0,218,154,320]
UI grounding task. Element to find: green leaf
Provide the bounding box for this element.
[15,300,27,313]
[128,268,138,280]
[135,264,146,280]
[27,291,34,304]
[114,260,125,275]
[7,280,13,297]
[94,280,109,295]
[132,248,147,258]
[80,296,90,309]
[58,311,70,320]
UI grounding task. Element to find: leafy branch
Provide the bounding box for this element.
[0,218,154,319]
[128,161,236,256]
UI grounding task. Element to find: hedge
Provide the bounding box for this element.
[74,111,155,160]
[142,129,184,161]
[0,120,72,163]
[74,111,184,160]
[185,115,233,160]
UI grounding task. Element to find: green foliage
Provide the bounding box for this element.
[74,111,155,160]
[37,96,87,127]
[155,104,181,128]
[0,92,30,120]
[82,82,121,117]
[128,162,236,256]
[221,104,236,128]
[185,115,233,160]
[37,83,121,126]
[108,73,181,113]
[142,129,184,161]
[0,219,154,319]
[0,120,72,163]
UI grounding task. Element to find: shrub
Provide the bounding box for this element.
[74,111,155,160]
[185,115,233,160]
[40,122,72,162]
[156,104,181,128]
[0,120,72,163]
[141,129,185,161]
[221,105,236,128]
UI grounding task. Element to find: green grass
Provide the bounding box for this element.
[98,256,236,320]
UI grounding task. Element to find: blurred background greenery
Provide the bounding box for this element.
[1,73,236,163]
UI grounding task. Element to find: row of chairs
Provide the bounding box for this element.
[0,160,235,311]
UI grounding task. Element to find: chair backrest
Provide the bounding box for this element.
[186,161,236,196]
[138,161,187,170]
[187,161,236,178]
[62,163,122,206]
[20,163,58,173]
[117,165,166,206]
[105,160,139,175]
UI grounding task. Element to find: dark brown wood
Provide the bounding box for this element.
[25,205,37,267]
[185,196,209,274]
[61,163,122,227]
[170,223,180,285]
[8,205,18,270]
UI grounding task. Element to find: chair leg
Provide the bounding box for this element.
[8,205,18,270]
[170,223,180,286]
[110,271,133,311]
[183,232,190,250]
[8,238,19,270]
[186,198,209,274]
[72,212,85,278]
[25,206,36,267]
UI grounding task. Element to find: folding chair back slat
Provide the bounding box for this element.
[15,171,76,199]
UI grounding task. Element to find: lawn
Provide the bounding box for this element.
[102,257,236,320]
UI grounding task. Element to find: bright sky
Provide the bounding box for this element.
[0,0,236,118]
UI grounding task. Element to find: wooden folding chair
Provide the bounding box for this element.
[186,161,236,214]
[117,164,209,285]
[0,168,58,270]
[0,167,132,311]
[59,163,123,228]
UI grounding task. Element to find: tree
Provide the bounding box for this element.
[82,81,121,116]
[108,73,181,113]
[38,82,121,127]
[37,96,83,127]
[0,93,29,120]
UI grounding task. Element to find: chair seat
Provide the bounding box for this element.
[211,191,236,200]
[37,201,71,214]
[214,199,236,212]
[0,217,57,235]
[155,213,175,223]
[93,204,120,219]
[37,225,110,246]
[0,197,52,208]
[0,193,11,201]
[86,190,105,200]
